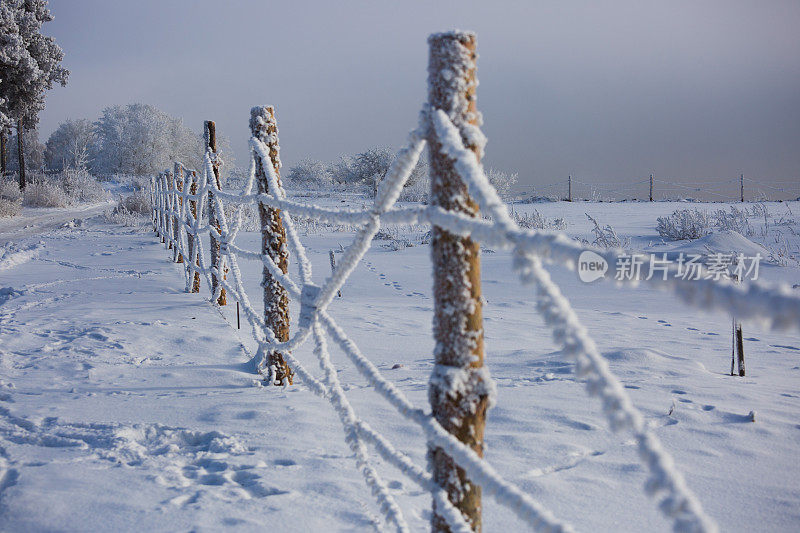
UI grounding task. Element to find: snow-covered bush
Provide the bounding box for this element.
[512,209,566,231]
[105,190,152,227]
[0,178,22,217]
[713,206,752,235]
[117,189,151,215]
[586,213,630,248]
[656,209,712,240]
[59,168,108,203]
[22,176,69,207]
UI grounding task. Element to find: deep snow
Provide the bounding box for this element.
[0,199,799,532]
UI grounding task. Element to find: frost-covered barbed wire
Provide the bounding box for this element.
[153,101,800,532]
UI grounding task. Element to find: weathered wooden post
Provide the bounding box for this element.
[151,176,158,235]
[649,173,654,202]
[166,170,175,251]
[187,170,201,293]
[205,120,226,306]
[427,31,489,532]
[159,173,166,244]
[173,163,184,263]
[567,174,572,202]
[250,106,293,385]
[740,173,745,202]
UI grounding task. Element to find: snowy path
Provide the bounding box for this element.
[0,218,392,531]
[0,200,114,246]
[0,203,799,531]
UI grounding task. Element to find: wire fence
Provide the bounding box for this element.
[517,175,799,203]
[149,31,800,533]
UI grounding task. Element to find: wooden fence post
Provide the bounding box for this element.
[250,106,293,385]
[740,174,745,202]
[151,176,158,235]
[568,174,572,202]
[159,173,166,244]
[166,170,175,252]
[427,31,489,532]
[205,120,226,306]
[173,163,184,264]
[649,173,654,202]
[187,170,201,293]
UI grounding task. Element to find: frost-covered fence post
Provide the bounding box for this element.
[427,31,490,532]
[250,106,293,385]
[150,176,158,235]
[649,173,654,202]
[167,170,176,253]
[187,169,201,293]
[205,120,226,306]
[173,163,184,264]
[159,173,166,244]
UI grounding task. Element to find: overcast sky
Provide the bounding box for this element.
[39,0,800,197]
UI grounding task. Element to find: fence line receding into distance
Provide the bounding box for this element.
[150,30,800,533]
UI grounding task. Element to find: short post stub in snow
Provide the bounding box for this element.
[173,162,184,264]
[187,170,201,293]
[329,250,341,297]
[250,106,293,385]
[205,120,227,306]
[427,30,489,532]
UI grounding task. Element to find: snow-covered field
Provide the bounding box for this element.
[1,198,799,531]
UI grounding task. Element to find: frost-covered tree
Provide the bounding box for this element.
[486,167,518,198]
[44,118,94,171]
[0,0,69,188]
[285,158,333,188]
[90,104,205,177]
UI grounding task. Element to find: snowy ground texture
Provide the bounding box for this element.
[1,196,799,532]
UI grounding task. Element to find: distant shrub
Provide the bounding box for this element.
[586,213,630,248]
[512,209,566,231]
[23,177,70,208]
[0,197,20,217]
[105,190,152,227]
[656,209,712,240]
[0,178,22,218]
[60,168,109,204]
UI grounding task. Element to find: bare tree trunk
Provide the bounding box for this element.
[0,126,8,177]
[250,106,293,385]
[427,31,488,533]
[16,120,26,190]
[205,120,226,306]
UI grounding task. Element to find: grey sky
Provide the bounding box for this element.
[40,0,800,198]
